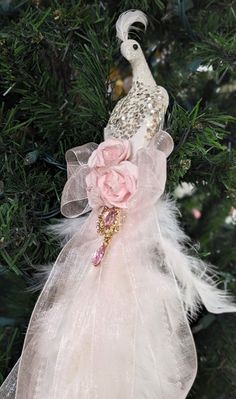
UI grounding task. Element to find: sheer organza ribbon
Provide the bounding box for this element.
[61,142,98,218]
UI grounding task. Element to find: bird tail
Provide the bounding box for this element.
[156,196,236,319]
[47,215,88,246]
[29,215,89,292]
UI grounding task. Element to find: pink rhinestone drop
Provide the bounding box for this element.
[91,243,106,266]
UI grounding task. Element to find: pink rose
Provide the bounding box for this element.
[88,138,131,168]
[86,161,138,209]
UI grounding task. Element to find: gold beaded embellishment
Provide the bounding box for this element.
[91,207,124,266]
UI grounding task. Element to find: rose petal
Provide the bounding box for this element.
[87,138,131,168]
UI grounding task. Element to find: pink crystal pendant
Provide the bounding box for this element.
[91,206,123,267]
[103,208,116,228]
[91,243,106,266]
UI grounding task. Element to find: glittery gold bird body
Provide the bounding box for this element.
[105,26,170,153]
[105,81,168,144]
[104,11,173,156]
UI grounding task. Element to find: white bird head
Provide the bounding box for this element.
[116,10,147,64]
[120,39,143,63]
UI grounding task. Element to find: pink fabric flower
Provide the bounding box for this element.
[86,161,138,209]
[88,138,131,168]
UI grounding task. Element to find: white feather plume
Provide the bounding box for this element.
[156,196,236,319]
[116,9,148,42]
[29,215,88,291]
[28,264,54,292]
[47,215,88,246]
[28,198,236,320]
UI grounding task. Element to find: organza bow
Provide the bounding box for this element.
[61,143,98,218]
[61,131,174,218]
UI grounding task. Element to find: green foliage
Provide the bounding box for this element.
[194,314,236,398]
[0,1,235,397]
[168,101,236,198]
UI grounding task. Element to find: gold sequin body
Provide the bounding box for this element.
[105,81,168,141]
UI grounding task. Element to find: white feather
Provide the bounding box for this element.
[156,196,236,319]
[29,200,236,319]
[116,9,148,42]
[28,264,54,292]
[29,215,89,291]
[47,215,88,246]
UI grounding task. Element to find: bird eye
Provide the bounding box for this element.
[133,44,138,50]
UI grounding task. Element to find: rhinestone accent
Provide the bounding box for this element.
[92,207,124,266]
